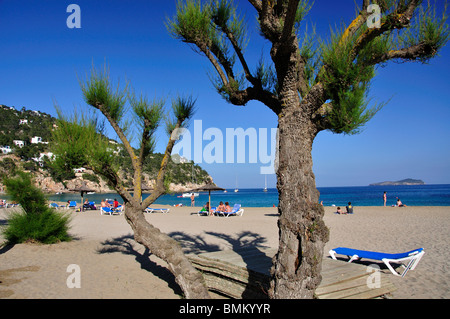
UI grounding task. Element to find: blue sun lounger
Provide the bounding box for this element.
[145,207,170,213]
[100,206,121,215]
[329,247,425,277]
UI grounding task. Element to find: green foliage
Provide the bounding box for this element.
[253,54,277,94]
[167,0,251,103]
[5,171,47,214]
[51,110,100,171]
[82,172,100,184]
[0,105,55,159]
[3,209,72,244]
[166,95,197,136]
[294,0,314,31]
[80,65,128,123]
[167,0,214,45]
[0,157,17,178]
[211,0,248,49]
[399,1,450,63]
[320,26,383,134]
[2,171,71,244]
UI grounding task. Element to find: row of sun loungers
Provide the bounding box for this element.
[44,201,425,277]
[197,203,244,217]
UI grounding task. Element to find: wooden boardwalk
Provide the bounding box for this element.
[188,247,396,299]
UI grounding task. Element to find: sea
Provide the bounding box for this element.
[45,184,450,208]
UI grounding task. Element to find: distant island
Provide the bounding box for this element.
[369,178,425,186]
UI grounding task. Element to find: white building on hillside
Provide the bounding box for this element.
[32,152,54,167]
[31,136,42,144]
[13,140,25,148]
[0,145,12,154]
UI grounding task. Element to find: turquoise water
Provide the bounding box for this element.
[46,184,450,207]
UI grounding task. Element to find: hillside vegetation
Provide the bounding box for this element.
[0,104,211,192]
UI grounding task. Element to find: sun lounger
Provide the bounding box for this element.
[100,206,120,215]
[329,247,425,277]
[50,203,62,209]
[219,204,244,217]
[145,207,169,213]
[67,201,77,209]
[115,205,123,214]
[197,207,215,216]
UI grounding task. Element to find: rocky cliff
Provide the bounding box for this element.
[1,155,212,195]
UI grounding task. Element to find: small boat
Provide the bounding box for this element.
[177,192,199,198]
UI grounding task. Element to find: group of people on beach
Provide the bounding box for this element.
[335,202,354,215]
[190,193,234,214]
[76,198,121,210]
[334,191,407,214]
[200,201,233,215]
[383,191,407,207]
[100,198,121,209]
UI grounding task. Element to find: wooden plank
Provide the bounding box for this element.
[188,247,396,299]
[316,276,392,299]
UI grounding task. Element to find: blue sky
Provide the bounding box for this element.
[1,0,449,188]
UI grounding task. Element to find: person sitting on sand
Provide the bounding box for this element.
[346,202,354,214]
[225,202,232,212]
[335,207,345,214]
[217,201,226,212]
[396,198,407,207]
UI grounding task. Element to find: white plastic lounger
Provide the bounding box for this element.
[329,247,425,277]
[145,207,170,213]
[220,204,244,217]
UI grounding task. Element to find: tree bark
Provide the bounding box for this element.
[124,204,211,299]
[269,105,329,299]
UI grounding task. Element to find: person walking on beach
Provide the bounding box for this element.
[383,191,387,207]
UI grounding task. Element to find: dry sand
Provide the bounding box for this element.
[0,205,449,299]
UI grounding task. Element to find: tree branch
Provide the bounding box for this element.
[350,0,422,60]
[198,43,230,86]
[213,17,258,85]
[365,42,441,64]
[280,0,300,43]
[248,0,262,12]
[95,103,139,172]
[141,120,182,209]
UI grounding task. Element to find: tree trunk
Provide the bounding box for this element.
[124,204,211,299]
[269,105,330,299]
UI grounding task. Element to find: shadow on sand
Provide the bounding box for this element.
[97,231,273,298]
[97,234,183,296]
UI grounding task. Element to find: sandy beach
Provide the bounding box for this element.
[0,204,449,299]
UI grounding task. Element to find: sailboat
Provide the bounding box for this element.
[234,176,239,192]
[263,175,268,192]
